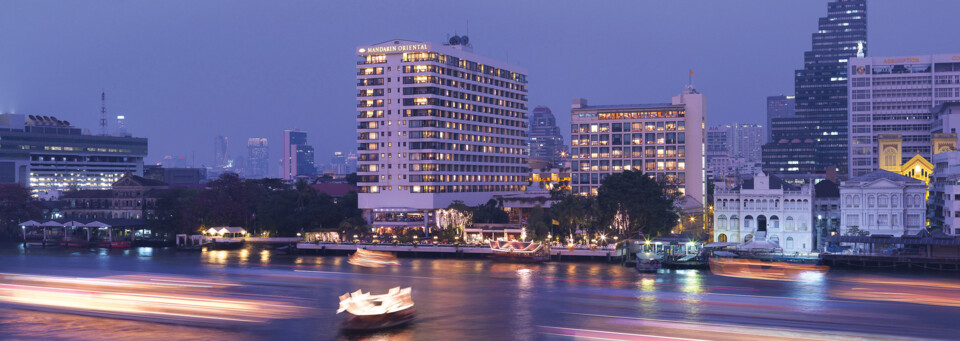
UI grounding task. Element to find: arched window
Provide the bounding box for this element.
[786,237,795,250]
[868,195,876,208]
[717,215,727,229]
[718,234,727,243]
[768,235,780,246]
[730,215,739,229]
[786,216,795,230]
[845,195,853,208]
[854,195,861,207]
[775,199,780,208]
[892,195,899,208]
[770,215,780,229]
[744,215,754,228]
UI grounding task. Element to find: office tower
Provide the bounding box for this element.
[766,95,795,143]
[355,37,529,232]
[570,86,705,205]
[528,106,566,170]
[345,153,358,174]
[0,113,147,195]
[214,135,228,168]
[246,138,269,178]
[330,151,347,175]
[847,54,960,177]
[763,0,867,175]
[282,129,316,180]
[707,123,765,181]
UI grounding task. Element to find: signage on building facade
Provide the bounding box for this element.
[358,43,429,54]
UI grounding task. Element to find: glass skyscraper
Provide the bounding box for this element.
[528,106,565,170]
[762,0,866,175]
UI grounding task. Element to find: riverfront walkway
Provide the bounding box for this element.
[295,242,620,261]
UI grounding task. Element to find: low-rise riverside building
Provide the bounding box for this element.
[713,172,815,253]
[61,174,168,220]
[839,170,927,237]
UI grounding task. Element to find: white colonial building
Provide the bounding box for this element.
[839,170,927,236]
[713,172,814,253]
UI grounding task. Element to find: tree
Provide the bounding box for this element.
[552,194,597,242]
[437,201,473,241]
[0,184,42,240]
[151,187,202,236]
[526,205,549,241]
[473,199,508,224]
[596,170,679,238]
[344,173,360,186]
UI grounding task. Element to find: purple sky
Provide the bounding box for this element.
[1,1,957,171]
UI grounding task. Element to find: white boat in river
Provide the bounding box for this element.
[337,287,415,330]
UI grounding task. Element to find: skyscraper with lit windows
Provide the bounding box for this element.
[762,0,866,175]
[355,37,529,233]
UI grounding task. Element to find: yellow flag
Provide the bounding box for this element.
[552,219,560,225]
[689,69,694,76]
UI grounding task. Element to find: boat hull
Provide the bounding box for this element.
[342,308,416,331]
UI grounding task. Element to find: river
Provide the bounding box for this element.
[1,244,958,340]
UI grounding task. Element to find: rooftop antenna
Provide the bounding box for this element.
[100,91,108,135]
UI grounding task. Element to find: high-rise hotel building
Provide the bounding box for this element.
[569,86,705,205]
[355,38,529,232]
[847,54,960,178]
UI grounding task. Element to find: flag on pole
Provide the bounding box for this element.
[689,69,694,76]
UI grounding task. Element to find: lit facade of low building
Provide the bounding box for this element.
[839,170,927,237]
[713,172,814,253]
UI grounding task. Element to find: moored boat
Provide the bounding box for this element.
[338,287,415,331]
[489,241,550,262]
[635,252,662,273]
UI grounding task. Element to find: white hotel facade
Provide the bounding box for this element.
[848,54,960,178]
[355,39,529,233]
[569,87,705,205]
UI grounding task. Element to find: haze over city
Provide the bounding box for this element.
[1,0,957,167]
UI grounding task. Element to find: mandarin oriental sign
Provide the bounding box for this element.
[882,57,921,63]
[358,43,429,54]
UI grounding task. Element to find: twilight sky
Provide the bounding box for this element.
[1,1,957,172]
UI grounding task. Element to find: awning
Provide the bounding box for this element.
[63,221,86,227]
[40,221,64,227]
[85,221,111,228]
[19,220,42,227]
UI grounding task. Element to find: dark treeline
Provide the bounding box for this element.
[150,173,363,237]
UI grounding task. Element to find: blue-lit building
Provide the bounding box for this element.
[762,0,867,176]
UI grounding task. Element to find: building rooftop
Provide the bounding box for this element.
[575,103,677,110]
[845,169,924,185]
[814,180,840,198]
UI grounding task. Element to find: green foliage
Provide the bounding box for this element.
[552,194,597,239]
[845,226,869,236]
[526,205,549,241]
[151,174,364,238]
[596,170,679,238]
[473,199,509,224]
[0,184,42,240]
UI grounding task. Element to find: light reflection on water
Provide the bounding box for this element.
[2,245,960,340]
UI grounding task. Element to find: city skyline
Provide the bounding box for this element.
[3,1,959,166]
